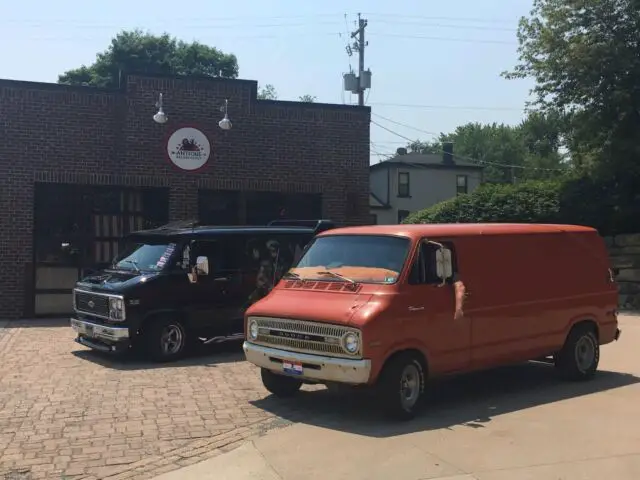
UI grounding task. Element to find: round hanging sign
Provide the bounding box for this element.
[166,127,211,171]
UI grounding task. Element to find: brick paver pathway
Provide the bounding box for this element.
[0,320,296,480]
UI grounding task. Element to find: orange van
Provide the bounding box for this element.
[243,223,621,419]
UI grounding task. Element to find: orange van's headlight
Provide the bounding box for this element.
[342,332,360,355]
[248,319,259,340]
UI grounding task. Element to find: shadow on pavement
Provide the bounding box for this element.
[71,339,245,370]
[251,362,640,437]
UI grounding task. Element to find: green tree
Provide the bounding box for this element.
[407,117,568,184]
[298,94,316,103]
[503,0,640,179]
[58,30,238,88]
[257,84,278,100]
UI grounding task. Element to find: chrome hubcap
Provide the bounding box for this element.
[575,335,595,372]
[161,325,184,355]
[400,364,420,410]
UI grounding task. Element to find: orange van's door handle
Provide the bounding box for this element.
[408,306,424,312]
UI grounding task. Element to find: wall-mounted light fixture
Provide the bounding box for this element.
[153,93,168,124]
[218,99,232,130]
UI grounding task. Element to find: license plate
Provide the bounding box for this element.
[84,324,94,337]
[283,361,303,375]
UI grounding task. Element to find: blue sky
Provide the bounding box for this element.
[1,0,534,163]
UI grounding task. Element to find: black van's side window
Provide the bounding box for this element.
[408,240,458,285]
[192,237,244,273]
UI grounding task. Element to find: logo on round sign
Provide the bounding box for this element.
[167,127,211,171]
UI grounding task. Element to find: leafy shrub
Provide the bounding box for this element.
[404,181,563,225]
[404,175,640,236]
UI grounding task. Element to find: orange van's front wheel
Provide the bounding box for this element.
[261,368,302,398]
[555,323,600,381]
[377,352,426,420]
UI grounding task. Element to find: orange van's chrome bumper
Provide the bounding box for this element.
[243,341,372,385]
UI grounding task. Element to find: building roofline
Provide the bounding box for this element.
[370,160,484,171]
[0,73,371,112]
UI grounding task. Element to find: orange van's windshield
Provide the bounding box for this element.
[289,234,410,284]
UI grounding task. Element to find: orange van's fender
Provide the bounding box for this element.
[368,339,431,383]
[565,310,618,345]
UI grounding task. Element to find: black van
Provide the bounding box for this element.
[70,219,334,361]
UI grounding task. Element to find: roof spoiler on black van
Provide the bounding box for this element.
[267,219,336,234]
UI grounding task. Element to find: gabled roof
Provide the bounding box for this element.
[370,152,484,171]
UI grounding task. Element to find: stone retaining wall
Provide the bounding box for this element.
[605,233,640,310]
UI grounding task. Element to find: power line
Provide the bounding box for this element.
[371,113,439,136]
[362,13,517,25]
[6,20,346,30]
[369,33,517,45]
[369,102,524,111]
[370,119,565,172]
[19,32,344,42]
[7,19,518,33]
[369,20,517,32]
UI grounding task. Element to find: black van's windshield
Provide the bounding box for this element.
[290,235,410,284]
[113,241,178,273]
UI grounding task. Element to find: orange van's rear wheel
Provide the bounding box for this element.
[555,324,600,381]
[377,352,426,420]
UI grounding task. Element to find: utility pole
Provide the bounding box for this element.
[348,13,369,106]
[342,14,371,105]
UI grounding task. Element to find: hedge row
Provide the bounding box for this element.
[403,176,640,236]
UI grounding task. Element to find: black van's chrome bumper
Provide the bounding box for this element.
[70,318,129,343]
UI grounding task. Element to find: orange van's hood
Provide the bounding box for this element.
[246,287,374,327]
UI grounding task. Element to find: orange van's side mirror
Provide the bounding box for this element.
[435,247,453,283]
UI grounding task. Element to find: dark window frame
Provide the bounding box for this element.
[397,210,411,224]
[398,172,411,197]
[456,175,468,195]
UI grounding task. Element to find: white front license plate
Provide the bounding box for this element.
[283,361,303,375]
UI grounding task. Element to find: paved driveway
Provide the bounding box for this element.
[0,316,638,480]
[0,320,295,480]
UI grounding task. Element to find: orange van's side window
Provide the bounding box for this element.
[408,240,458,285]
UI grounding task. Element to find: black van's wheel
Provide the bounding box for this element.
[555,324,599,381]
[144,317,189,362]
[377,352,426,420]
[261,368,302,397]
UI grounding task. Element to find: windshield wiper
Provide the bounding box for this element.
[316,270,357,285]
[283,271,300,279]
[120,259,141,273]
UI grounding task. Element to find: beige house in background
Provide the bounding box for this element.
[369,144,484,224]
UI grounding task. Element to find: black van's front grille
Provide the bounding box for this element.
[74,291,110,318]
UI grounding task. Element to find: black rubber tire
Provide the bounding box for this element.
[555,324,600,381]
[376,352,426,421]
[143,317,189,363]
[261,368,302,397]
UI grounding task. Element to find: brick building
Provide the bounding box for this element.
[0,74,370,319]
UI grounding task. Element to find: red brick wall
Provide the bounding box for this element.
[0,74,370,319]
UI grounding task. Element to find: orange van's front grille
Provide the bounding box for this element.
[249,316,362,359]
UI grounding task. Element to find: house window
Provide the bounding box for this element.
[397,210,410,224]
[398,172,410,197]
[456,175,468,195]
